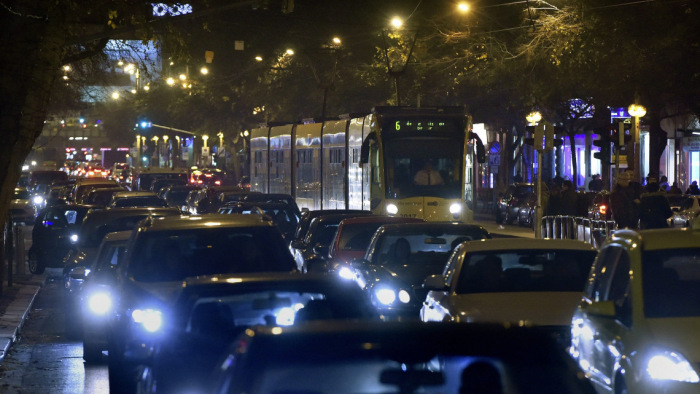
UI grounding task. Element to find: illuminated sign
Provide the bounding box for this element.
[152,3,192,17]
[385,118,460,132]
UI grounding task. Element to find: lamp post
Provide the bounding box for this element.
[162,135,169,168]
[217,132,225,169]
[628,104,646,184]
[526,111,544,239]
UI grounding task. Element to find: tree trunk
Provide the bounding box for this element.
[568,132,578,189]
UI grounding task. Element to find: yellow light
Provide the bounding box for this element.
[285,49,295,55]
[391,17,403,28]
[202,135,209,142]
[166,77,175,85]
[130,89,136,94]
[143,85,150,91]
[628,104,646,117]
[63,65,71,72]
[118,60,124,66]
[243,130,249,137]
[163,135,169,142]
[332,37,341,45]
[62,75,69,80]
[255,56,263,62]
[200,66,208,75]
[526,111,542,124]
[179,73,187,81]
[112,92,120,100]
[457,2,469,12]
[152,136,159,142]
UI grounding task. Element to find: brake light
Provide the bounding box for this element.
[214,180,221,185]
[599,204,607,215]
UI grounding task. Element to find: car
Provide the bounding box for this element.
[107,214,297,393]
[351,222,491,318]
[241,192,301,218]
[106,190,169,208]
[133,272,379,393]
[189,167,231,186]
[219,201,298,240]
[28,169,68,191]
[27,203,94,275]
[187,185,248,214]
[496,183,534,224]
[81,186,128,207]
[149,177,188,195]
[69,178,120,203]
[516,191,537,227]
[160,184,201,212]
[236,175,250,190]
[326,215,425,269]
[77,230,131,363]
[570,225,700,394]
[62,206,181,335]
[209,320,596,394]
[132,167,188,191]
[289,209,371,249]
[668,195,700,228]
[10,187,37,225]
[421,238,597,345]
[289,211,374,273]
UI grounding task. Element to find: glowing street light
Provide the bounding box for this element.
[166,77,175,86]
[112,92,120,100]
[179,73,187,81]
[457,2,470,13]
[255,55,263,62]
[391,17,403,29]
[202,134,209,147]
[628,103,647,183]
[285,49,295,56]
[332,36,342,45]
[526,111,542,124]
[200,66,209,75]
[63,65,71,72]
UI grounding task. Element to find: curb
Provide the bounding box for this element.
[0,274,47,363]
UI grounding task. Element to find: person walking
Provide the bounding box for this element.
[686,181,700,195]
[668,182,682,194]
[588,174,604,192]
[639,181,673,229]
[559,180,578,216]
[609,171,640,229]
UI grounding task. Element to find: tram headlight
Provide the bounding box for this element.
[449,203,462,214]
[386,203,398,215]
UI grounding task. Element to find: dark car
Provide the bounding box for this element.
[219,201,298,240]
[289,209,371,251]
[289,212,374,273]
[241,192,301,218]
[28,203,93,274]
[81,186,127,207]
[10,187,37,225]
[150,177,188,195]
[78,230,131,363]
[187,185,249,214]
[62,207,182,335]
[133,273,379,393]
[106,191,169,208]
[107,214,297,393]
[161,184,201,212]
[133,168,188,191]
[189,168,231,187]
[516,191,537,228]
[210,321,596,394]
[351,222,491,318]
[496,183,534,224]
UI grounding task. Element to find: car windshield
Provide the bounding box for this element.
[13,189,30,199]
[128,227,295,282]
[337,223,386,252]
[643,248,700,318]
[111,196,168,208]
[455,249,597,294]
[371,231,489,267]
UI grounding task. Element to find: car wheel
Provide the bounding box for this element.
[83,342,103,363]
[27,249,45,275]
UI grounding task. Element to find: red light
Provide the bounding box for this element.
[214,180,221,185]
[599,204,607,215]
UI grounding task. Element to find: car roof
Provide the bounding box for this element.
[611,228,700,251]
[138,213,275,232]
[338,215,425,226]
[302,209,370,219]
[376,222,490,236]
[102,230,133,242]
[82,207,181,224]
[460,238,596,252]
[183,272,356,289]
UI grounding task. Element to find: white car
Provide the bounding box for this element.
[669,195,700,228]
[421,238,597,340]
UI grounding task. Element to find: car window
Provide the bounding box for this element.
[643,248,700,318]
[584,245,622,302]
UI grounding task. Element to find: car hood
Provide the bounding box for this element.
[11,199,30,207]
[127,280,184,304]
[372,262,445,286]
[447,292,581,326]
[645,318,700,361]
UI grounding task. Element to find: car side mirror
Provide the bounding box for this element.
[423,274,447,291]
[586,300,616,317]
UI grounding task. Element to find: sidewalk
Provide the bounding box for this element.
[0,273,47,363]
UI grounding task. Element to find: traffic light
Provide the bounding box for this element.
[593,136,611,163]
[609,121,632,148]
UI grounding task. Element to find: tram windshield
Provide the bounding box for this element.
[383,134,464,199]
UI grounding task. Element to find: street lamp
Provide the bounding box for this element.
[526,111,542,124]
[457,2,470,13]
[162,135,169,167]
[391,16,403,29]
[202,134,209,147]
[628,104,646,184]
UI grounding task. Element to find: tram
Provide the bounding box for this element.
[249,106,483,222]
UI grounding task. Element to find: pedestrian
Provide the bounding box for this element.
[639,182,672,229]
[659,175,670,191]
[609,171,640,229]
[686,181,700,195]
[588,174,604,192]
[559,180,578,216]
[545,184,561,216]
[668,182,682,194]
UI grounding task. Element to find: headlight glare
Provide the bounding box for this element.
[276,307,295,326]
[33,195,44,205]
[338,266,355,280]
[398,290,411,303]
[386,203,398,215]
[70,234,79,243]
[646,350,700,383]
[87,291,112,315]
[449,203,462,214]
[375,288,396,305]
[131,308,163,333]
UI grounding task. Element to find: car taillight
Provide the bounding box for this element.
[214,180,221,185]
[599,204,607,215]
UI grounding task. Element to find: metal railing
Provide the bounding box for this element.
[540,215,617,248]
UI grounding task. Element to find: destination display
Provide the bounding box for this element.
[383,117,463,132]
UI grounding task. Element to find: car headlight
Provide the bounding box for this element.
[449,203,462,214]
[646,349,700,383]
[131,308,163,333]
[398,289,411,304]
[70,234,79,243]
[33,195,44,205]
[375,288,396,305]
[276,307,296,326]
[87,291,112,316]
[386,203,398,215]
[338,266,355,280]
